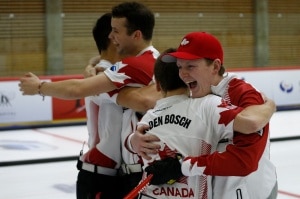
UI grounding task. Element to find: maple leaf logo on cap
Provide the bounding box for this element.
[180,38,189,46]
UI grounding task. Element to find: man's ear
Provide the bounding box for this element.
[213,59,222,74]
[133,30,142,40]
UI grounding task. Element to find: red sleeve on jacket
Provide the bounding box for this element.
[197,78,269,176]
[197,125,269,176]
[84,147,117,168]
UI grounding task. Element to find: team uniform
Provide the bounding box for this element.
[154,31,277,198]
[137,94,243,199]
[207,73,278,199]
[104,46,160,195]
[77,59,124,199]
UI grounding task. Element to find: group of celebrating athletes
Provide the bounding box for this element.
[19,1,278,199]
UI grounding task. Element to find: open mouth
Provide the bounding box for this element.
[112,40,118,46]
[187,81,197,89]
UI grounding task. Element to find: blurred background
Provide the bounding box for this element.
[0,1,300,198]
[0,0,299,77]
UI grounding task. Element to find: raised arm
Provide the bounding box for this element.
[19,72,117,100]
[181,86,275,177]
[83,55,107,78]
[88,55,101,66]
[233,98,276,134]
[130,97,276,161]
[117,83,162,112]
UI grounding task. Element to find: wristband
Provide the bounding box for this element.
[38,81,46,101]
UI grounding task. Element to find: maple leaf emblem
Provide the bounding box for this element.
[217,99,229,108]
[217,99,241,126]
[181,38,189,46]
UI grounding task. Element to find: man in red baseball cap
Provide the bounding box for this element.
[159,31,277,198]
[131,31,278,198]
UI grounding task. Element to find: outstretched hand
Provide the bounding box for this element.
[19,72,41,95]
[131,125,161,160]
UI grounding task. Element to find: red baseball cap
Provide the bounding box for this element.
[161,32,224,64]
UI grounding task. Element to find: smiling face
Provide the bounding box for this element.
[109,17,138,57]
[177,58,219,98]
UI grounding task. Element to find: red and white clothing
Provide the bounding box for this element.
[104,46,160,165]
[79,46,159,198]
[82,59,123,175]
[208,73,277,199]
[138,94,243,199]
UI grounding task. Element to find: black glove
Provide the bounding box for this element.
[145,154,183,185]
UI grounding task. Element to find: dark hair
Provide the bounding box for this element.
[219,65,225,76]
[204,58,225,76]
[111,1,154,41]
[155,48,187,92]
[93,13,112,54]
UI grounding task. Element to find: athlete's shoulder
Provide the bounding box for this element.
[229,77,256,91]
[185,95,223,120]
[120,51,156,69]
[228,77,263,105]
[124,50,156,61]
[191,94,222,107]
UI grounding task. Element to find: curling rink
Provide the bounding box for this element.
[1,110,300,199]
